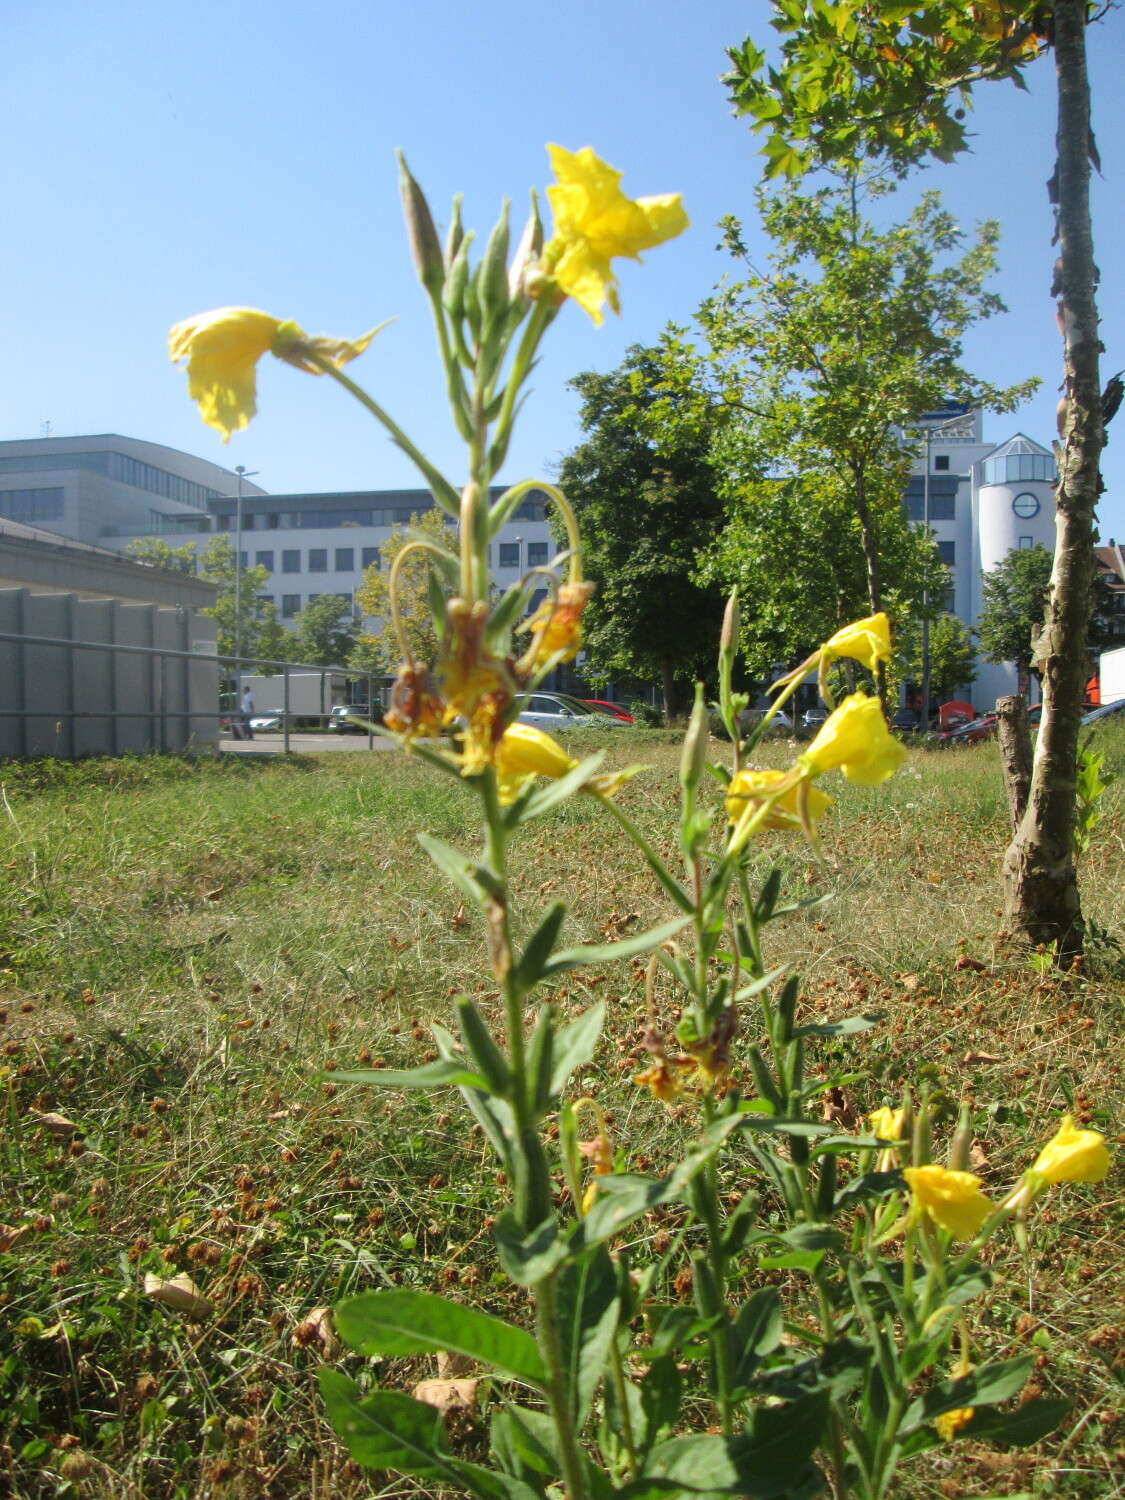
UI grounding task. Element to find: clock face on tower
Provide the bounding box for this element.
[1012,492,1040,519]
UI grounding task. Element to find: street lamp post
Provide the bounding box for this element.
[233,464,259,707]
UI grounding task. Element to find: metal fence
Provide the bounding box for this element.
[0,587,388,758]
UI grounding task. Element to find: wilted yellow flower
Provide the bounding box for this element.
[520,580,595,670]
[934,1406,975,1442]
[542,146,688,325]
[725,768,833,833]
[868,1106,908,1172]
[384,661,445,742]
[799,693,905,786]
[1029,1115,1110,1185]
[169,307,380,441]
[633,1059,684,1104]
[904,1165,993,1239]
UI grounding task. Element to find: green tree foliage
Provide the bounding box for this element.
[902,613,978,703]
[555,339,727,718]
[722,1,1107,953]
[978,544,1117,683]
[291,594,358,667]
[353,508,456,674]
[124,538,199,575]
[196,536,276,661]
[698,182,1033,705]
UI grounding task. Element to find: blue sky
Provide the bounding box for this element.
[4,1,1124,543]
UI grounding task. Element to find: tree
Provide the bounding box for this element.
[698,182,1033,708]
[291,594,359,667]
[555,338,728,718]
[124,537,199,575]
[197,536,275,662]
[724,3,1109,953]
[353,508,455,674]
[922,614,978,703]
[978,545,1054,682]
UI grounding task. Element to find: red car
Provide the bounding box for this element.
[581,699,635,723]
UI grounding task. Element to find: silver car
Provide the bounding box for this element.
[517,692,623,731]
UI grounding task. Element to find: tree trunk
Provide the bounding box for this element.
[659,658,678,722]
[995,696,1032,832]
[1001,0,1102,959]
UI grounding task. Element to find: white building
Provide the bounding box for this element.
[905,408,1058,708]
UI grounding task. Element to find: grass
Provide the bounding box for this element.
[1,725,1122,1499]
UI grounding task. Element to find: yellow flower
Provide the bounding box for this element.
[822,613,891,671]
[495,723,576,804]
[1029,1115,1110,1185]
[168,307,380,441]
[868,1106,908,1172]
[542,146,688,325]
[904,1165,993,1239]
[492,722,638,805]
[725,768,833,833]
[799,693,905,786]
[934,1406,975,1442]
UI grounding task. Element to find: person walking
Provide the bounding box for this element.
[241,685,255,740]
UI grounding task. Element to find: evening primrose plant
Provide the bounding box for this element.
[171,151,1111,1500]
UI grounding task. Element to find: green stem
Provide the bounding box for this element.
[311,357,461,517]
[537,1273,590,1500]
[607,1335,639,1478]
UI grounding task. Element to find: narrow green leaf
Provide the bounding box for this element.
[759,1249,825,1273]
[557,1243,619,1423]
[514,754,605,825]
[549,1001,605,1096]
[793,1012,882,1039]
[513,903,567,993]
[494,1212,568,1286]
[542,915,691,978]
[418,832,502,904]
[901,1355,1035,1434]
[330,1059,490,1090]
[732,1287,783,1384]
[491,1404,559,1484]
[334,1290,546,1389]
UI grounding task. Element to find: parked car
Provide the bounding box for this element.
[890,708,922,733]
[328,703,382,732]
[249,713,283,732]
[1081,697,1125,725]
[517,692,625,731]
[581,699,635,723]
[800,707,829,730]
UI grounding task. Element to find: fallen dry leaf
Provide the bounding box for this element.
[28,1110,81,1137]
[969,1142,991,1172]
[411,1378,479,1414]
[0,1223,33,1252]
[436,1350,476,1379]
[143,1273,213,1320]
[962,1052,1003,1066]
[451,902,468,931]
[821,1087,859,1130]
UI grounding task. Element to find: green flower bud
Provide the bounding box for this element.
[397,152,444,295]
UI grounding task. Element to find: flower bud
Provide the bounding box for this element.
[720,589,740,659]
[397,152,444,295]
[508,191,544,301]
[679,684,708,792]
[444,193,465,270]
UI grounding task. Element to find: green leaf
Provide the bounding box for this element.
[549,1001,605,1096]
[514,754,606,825]
[513,903,568,993]
[759,1249,825,1274]
[639,1356,682,1455]
[901,1355,1035,1434]
[748,1338,870,1402]
[333,1290,546,1389]
[418,832,503,905]
[558,1243,620,1423]
[330,1059,490,1090]
[318,1369,452,1478]
[494,1212,568,1286]
[778,1223,844,1253]
[732,1287,783,1385]
[951,1397,1069,1448]
[491,1403,560,1481]
[793,1012,882,1039]
[643,1392,827,1497]
[542,915,691,978]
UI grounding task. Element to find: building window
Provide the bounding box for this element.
[498,542,520,567]
[527,541,549,567]
[282,594,300,618]
[255,550,274,571]
[361,547,380,569]
[308,549,328,573]
[934,455,950,471]
[239,551,248,569]
[335,547,354,572]
[936,541,955,565]
[242,513,256,531]
[1018,535,1035,549]
[1012,492,1041,519]
[527,588,548,616]
[267,513,280,529]
[282,549,300,573]
[217,514,230,531]
[904,484,956,521]
[0,486,64,522]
